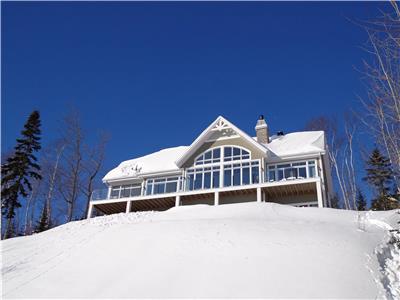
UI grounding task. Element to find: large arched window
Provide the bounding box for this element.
[194,146,251,165]
[186,146,260,191]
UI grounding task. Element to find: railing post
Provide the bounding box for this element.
[316,180,323,208]
[87,203,93,219]
[126,201,132,213]
[214,191,219,206]
[175,195,180,207]
[257,187,262,202]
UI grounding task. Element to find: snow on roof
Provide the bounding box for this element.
[103,146,189,182]
[263,131,325,158]
[104,131,325,182]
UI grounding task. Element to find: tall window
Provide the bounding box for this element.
[267,160,317,182]
[187,146,259,191]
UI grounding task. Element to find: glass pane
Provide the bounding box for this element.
[166,182,177,193]
[292,162,306,166]
[145,183,152,195]
[224,147,232,159]
[111,188,120,199]
[242,167,250,185]
[130,188,141,197]
[187,174,194,191]
[121,187,130,198]
[233,147,241,156]
[242,149,249,156]
[298,167,307,179]
[153,183,165,194]
[194,173,202,190]
[308,160,315,165]
[204,172,211,189]
[233,168,241,186]
[167,177,178,181]
[252,166,259,183]
[278,164,291,168]
[309,166,316,178]
[278,170,284,181]
[213,148,220,159]
[268,170,276,182]
[285,168,297,179]
[224,169,232,187]
[212,171,220,188]
[204,151,212,160]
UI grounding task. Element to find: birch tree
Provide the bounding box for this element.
[358,4,400,193]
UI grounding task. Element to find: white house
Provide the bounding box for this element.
[87,115,333,218]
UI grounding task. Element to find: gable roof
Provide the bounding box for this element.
[102,117,326,183]
[175,116,268,167]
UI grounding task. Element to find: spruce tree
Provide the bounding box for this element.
[356,189,367,211]
[36,202,50,233]
[1,111,42,239]
[363,148,396,210]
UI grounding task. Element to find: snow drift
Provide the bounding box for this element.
[1,202,399,299]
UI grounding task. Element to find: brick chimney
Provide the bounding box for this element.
[255,115,269,144]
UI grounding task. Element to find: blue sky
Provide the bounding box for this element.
[2,1,386,177]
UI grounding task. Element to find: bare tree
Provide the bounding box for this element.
[39,141,66,227]
[357,5,400,193]
[57,112,84,222]
[23,178,42,235]
[81,132,109,219]
[305,115,358,209]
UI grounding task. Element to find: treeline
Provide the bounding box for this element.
[305,6,400,210]
[1,110,108,239]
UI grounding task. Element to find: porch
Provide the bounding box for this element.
[88,178,322,217]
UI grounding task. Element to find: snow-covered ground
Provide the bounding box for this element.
[1,202,399,299]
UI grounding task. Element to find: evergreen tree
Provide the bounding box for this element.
[330,194,341,209]
[356,189,367,211]
[363,148,397,210]
[1,111,42,239]
[35,202,51,233]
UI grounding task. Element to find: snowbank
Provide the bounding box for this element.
[2,203,398,298]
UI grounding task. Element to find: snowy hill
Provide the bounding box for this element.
[2,202,399,299]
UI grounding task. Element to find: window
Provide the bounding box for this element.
[187,146,258,190]
[187,166,220,191]
[267,160,317,182]
[110,184,142,199]
[308,160,316,178]
[223,161,259,187]
[195,148,221,165]
[224,146,250,162]
[145,177,180,195]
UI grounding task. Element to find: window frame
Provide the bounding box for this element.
[266,160,317,182]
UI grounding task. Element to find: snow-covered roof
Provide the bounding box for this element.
[103,130,325,182]
[263,131,325,159]
[103,146,189,182]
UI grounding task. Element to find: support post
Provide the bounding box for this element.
[316,180,323,208]
[214,191,219,206]
[257,187,262,202]
[87,203,93,219]
[262,190,266,202]
[175,195,181,207]
[126,201,132,213]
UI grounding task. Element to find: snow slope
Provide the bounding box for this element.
[1,203,399,299]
